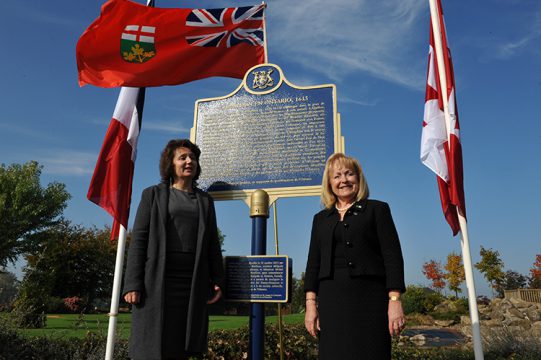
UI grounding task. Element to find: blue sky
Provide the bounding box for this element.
[1,0,540,297]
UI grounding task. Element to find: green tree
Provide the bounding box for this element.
[474,246,505,298]
[217,228,226,250]
[496,270,527,297]
[22,220,117,310]
[290,272,305,314]
[0,161,70,268]
[444,252,465,298]
[0,270,19,309]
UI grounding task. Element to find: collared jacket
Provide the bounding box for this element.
[304,199,405,294]
[123,183,224,359]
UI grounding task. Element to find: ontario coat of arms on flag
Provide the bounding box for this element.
[121,25,156,63]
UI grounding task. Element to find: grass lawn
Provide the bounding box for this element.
[13,312,305,340]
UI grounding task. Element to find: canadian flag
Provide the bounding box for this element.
[87,87,145,239]
[420,0,465,236]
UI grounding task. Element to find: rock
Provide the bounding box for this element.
[509,297,522,305]
[481,319,503,327]
[479,313,491,320]
[531,321,541,337]
[434,319,455,327]
[507,307,525,319]
[491,298,502,306]
[411,334,426,341]
[489,310,505,321]
[460,315,471,325]
[525,307,541,321]
[410,334,426,346]
[434,300,457,313]
[504,318,531,329]
[514,300,532,309]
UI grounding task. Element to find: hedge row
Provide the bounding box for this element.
[2,321,539,360]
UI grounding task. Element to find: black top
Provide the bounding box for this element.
[167,188,199,253]
[332,221,347,270]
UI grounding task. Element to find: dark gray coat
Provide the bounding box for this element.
[123,183,224,359]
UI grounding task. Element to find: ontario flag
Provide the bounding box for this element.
[87,87,145,239]
[420,0,465,236]
[76,0,266,88]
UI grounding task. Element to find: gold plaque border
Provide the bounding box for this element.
[224,255,290,303]
[191,63,345,204]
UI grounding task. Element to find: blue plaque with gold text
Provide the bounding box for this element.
[191,64,343,202]
[224,255,290,303]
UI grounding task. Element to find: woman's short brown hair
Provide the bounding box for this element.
[321,153,369,209]
[159,139,202,186]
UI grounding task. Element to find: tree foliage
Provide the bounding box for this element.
[0,161,71,268]
[0,271,19,309]
[475,246,505,297]
[217,228,225,250]
[444,252,465,297]
[496,270,527,298]
[529,254,541,289]
[422,260,446,293]
[401,285,444,315]
[20,220,118,311]
[290,272,305,314]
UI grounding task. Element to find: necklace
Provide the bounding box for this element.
[335,202,354,212]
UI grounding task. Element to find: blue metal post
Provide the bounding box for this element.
[249,190,269,360]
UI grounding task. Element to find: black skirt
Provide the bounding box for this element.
[318,268,391,360]
[162,251,195,358]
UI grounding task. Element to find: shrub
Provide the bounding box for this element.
[63,296,84,313]
[3,317,540,359]
[11,270,50,328]
[402,285,444,315]
[483,326,541,360]
[10,301,46,329]
[0,322,128,360]
[44,296,65,314]
[203,323,318,359]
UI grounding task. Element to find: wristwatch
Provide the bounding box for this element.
[389,294,401,301]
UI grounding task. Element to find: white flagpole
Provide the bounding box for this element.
[262,1,269,63]
[428,1,484,359]
[105,224,128,360]
[103,2,152,359]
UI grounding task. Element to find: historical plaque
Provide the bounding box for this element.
[224,255,290,303]
[191,63,344,202]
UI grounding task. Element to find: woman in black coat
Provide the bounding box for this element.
[304,153,406,359]
[123,139,224,360]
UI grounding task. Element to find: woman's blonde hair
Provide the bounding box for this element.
[321,153,369,209]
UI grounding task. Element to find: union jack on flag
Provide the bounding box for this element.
[185,4,265,48]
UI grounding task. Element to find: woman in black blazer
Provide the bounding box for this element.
[304,153,405,359]
[123,139,224,360]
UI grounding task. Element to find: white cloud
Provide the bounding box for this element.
[267,0,426,88]
[339,95,378,107]
[143,121,191,133]
[39,151,97,176]
[493,10,541,59]
[0,123,58,142]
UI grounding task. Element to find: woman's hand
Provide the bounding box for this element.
[388,295,405,337]
[304,301,320,338]
[207,285,222,304]
[124,291,140,305]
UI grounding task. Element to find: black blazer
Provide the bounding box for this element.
[304,199,405,293]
